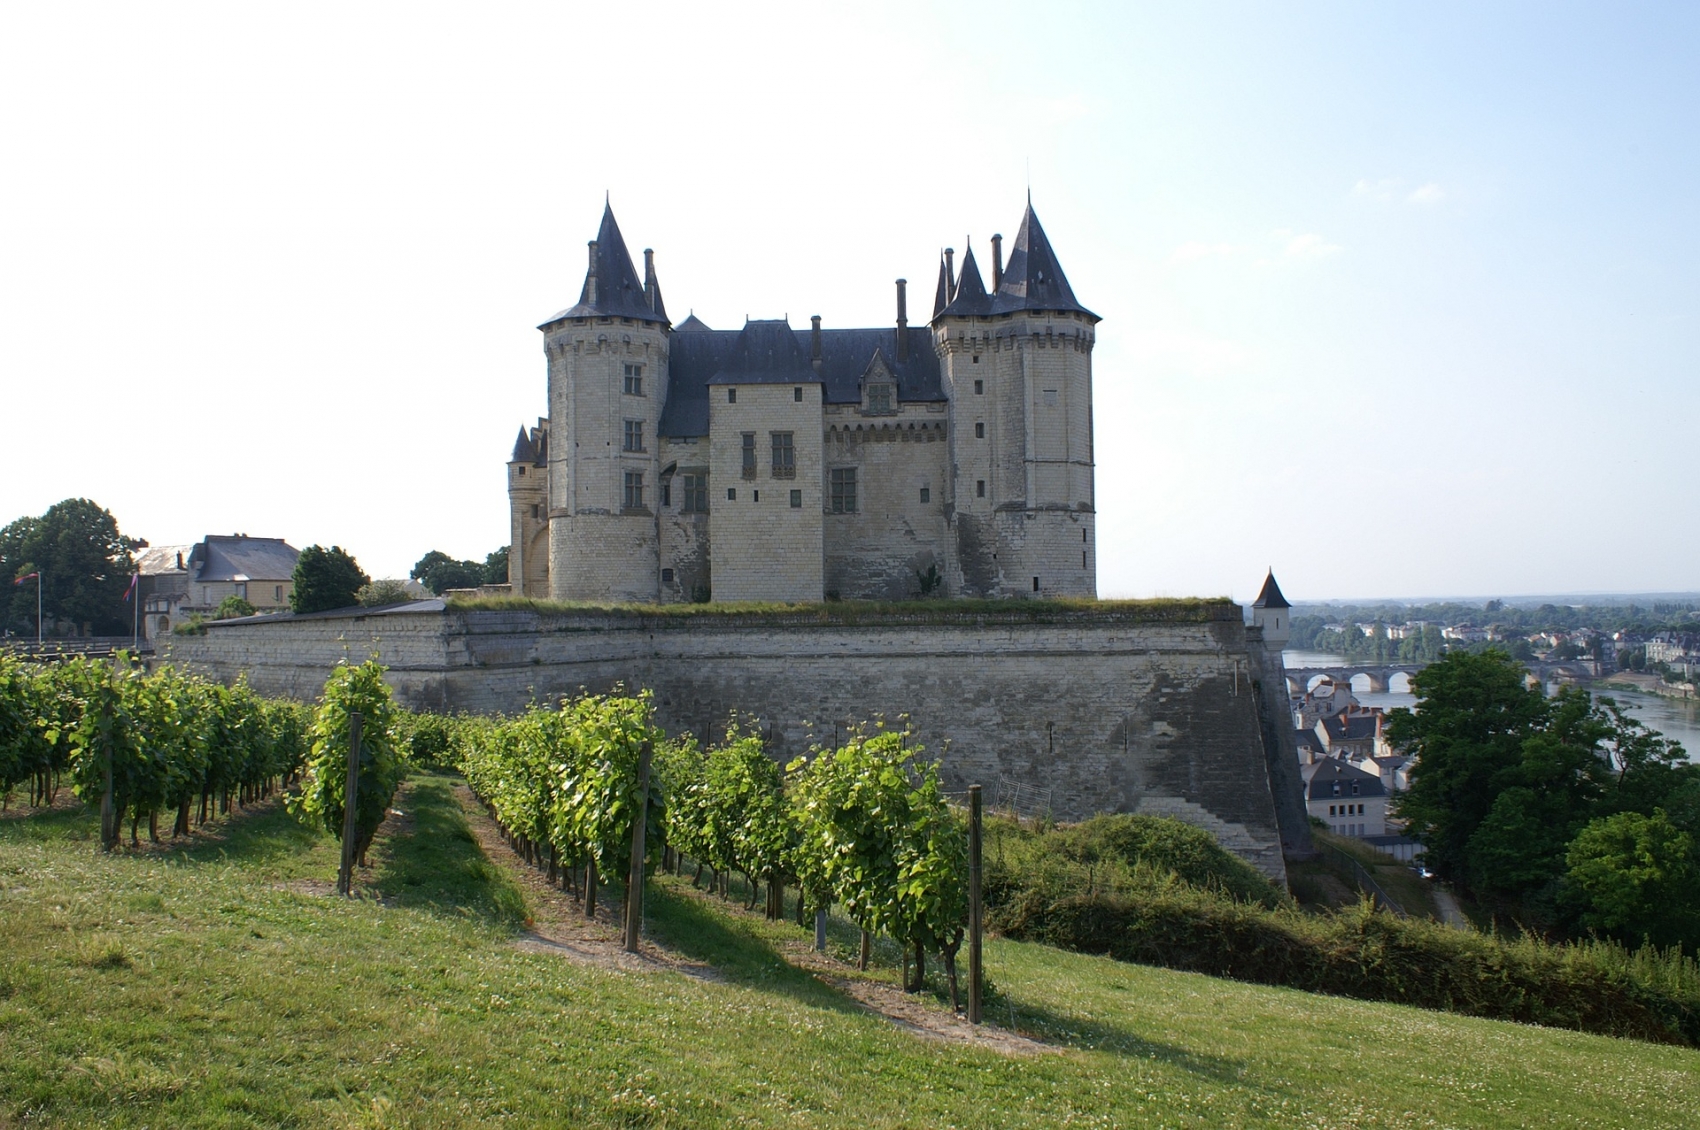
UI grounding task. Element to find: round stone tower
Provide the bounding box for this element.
[932,199,1099,597]
[538,203,671,602]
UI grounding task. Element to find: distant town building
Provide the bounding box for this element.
[140,535,299,639]
[1302,759,1388,838]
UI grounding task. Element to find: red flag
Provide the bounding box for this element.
[13,572,38,585]
[123,574,139,602]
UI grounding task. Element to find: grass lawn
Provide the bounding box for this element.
[1,774,1696,1128]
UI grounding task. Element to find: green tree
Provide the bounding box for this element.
[483,546,510,585]
[356,578,413,607]
[1564,810,1700,949]
[1387,650,1550,886]
[290,546,368,614]
[0,499,141,636]
[214,595,256,620]
[409,550,484,595]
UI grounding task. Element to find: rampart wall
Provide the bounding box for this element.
[159,601,1301,881]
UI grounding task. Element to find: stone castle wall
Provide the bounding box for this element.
[160,601,1301,881]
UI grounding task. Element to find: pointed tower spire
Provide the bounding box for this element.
[993,198,1097,321]
[1252,570,1290,609]
[935,241,994,318]
[543,201,669,326]
[932,250,953,319]
[510,425,536,464]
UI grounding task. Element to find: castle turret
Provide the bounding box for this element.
[506,420,550,596]
[1251,570,1291,645]
[537,202,671,602]
[933,199,1098,597]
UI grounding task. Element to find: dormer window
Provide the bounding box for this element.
[865,384,893,415]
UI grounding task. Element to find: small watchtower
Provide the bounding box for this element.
[1251,570,1291,646]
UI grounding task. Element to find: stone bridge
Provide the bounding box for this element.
[1285,665,1425,695]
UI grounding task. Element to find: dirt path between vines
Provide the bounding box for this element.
[450,781,1049,1056]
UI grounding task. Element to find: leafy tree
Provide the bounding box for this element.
[1388,650,1550,886]
[214,595,256,620]
[484,546,510,585]
[1564,810,1700,949]
[356,578,413,607]
[410,550,484,595]
[289,660,402,867]
[290,545,368,614]
[0,499,141,636]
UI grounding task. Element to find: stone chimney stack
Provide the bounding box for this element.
[586,240,599,304]
[895,278,908,361]
[944,248,956,301]
[810,315,822,369]
[643,248,656,310]
[991,234,1004,290]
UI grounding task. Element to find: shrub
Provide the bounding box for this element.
[289,660,402,866]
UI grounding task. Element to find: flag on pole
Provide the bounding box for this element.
[13,573,38,585]
[123,574,139,602]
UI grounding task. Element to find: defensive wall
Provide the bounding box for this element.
[159,599,1312,881]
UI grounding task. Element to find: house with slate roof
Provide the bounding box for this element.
[1302,758,1388,839]
[507,197,1099,603]
[139,535,300,638]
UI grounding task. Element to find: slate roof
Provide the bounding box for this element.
[511,426,537,464]
[541,203,669,327]
[674,313,713,332]
[1253,571,1290,609]
[658,319,944,438]
[1294,729,1327,756]
[1319,713,1381,744]
[135,544,193,576]
[184,536,300,583]
[936,200,1097,322]
[1302,758,1386,801]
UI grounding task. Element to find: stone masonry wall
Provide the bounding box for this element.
[160,602,1294,881]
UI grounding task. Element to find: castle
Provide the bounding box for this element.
[507,197,1100,603]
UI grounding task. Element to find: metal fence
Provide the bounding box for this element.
[1326,844,1408,918]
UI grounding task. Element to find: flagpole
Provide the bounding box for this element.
[131,573,139,652]
[36,571,42,646]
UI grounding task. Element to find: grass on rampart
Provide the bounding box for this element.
[444,593,1235,624]
[3,778,1697,1128]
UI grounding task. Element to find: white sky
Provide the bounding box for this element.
[2,2,1696,604]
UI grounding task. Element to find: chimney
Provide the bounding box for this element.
[586,240,599,304]
[944,247,956,301]
[643,248,656,310]
[895,278,908,361]
[810,315,822,368]
[991,234,1004,290]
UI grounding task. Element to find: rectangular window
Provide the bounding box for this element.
[793,387,803,402]
[866,384,892,414]
[771,431,795,478]
[741,432,756,479]
[1032,577,1040,592]
[790,489,802,508]
[728,387,737,403]
[976,479,985,498]
[623,472,644,510]
[623,363,644,396]
[919,486,930,503]
[623,419,645,452]
[683,474,708,513]
[660,482,671,508]
[974,379,983,395]
[753,489,760,503]
[661,567,674,583]
[975,422,985,439]
[532,504,541,519]
[829,467,857,513]
[727,487,736,501]
[274,585,282,602]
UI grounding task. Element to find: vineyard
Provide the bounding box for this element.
[456,702,972,1002]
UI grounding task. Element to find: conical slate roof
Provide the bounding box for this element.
[933,198,1098,323]
[1253,571,1290,609]
[938,244,995,317]
[674,312,713,332]
[510,426,536,464]
[541,202,669,327]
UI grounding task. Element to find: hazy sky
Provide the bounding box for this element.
[2,2,1695,604]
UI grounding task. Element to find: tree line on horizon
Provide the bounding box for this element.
[0,498,509,635]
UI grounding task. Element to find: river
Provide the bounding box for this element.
[1282,650,1700,759]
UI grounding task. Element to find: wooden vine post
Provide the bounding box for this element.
[337,711,363,896]
[969,782,983,1025]
[623,740,652,952]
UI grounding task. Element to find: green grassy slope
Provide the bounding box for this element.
[1,777,1695,1129]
